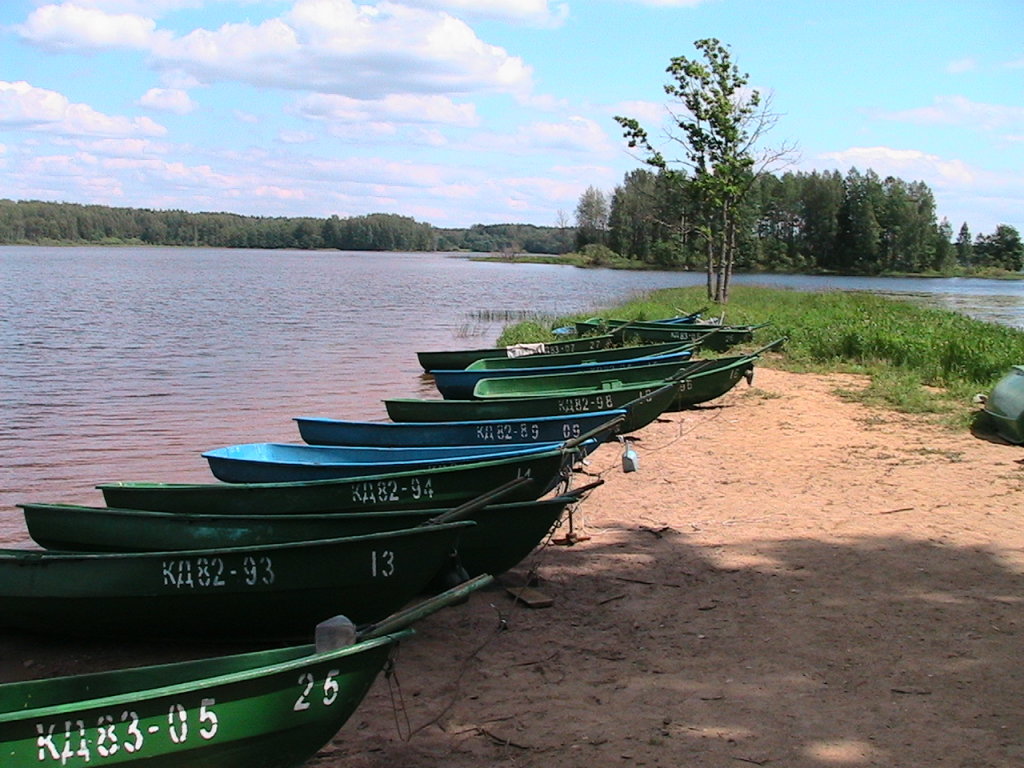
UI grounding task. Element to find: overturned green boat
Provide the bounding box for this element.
[982,365,1024,444]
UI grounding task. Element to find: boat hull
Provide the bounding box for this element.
[416,333,617,371]
[433,348,693,399]
[100,449,575,515]
[24,494,582,578]
[576,319,755,351]
[0,632,406,768]
[386,380,683,433]
[294,409,626,447]
[471,354,746,399]
[0,522,472,639]
[466,340,696,371]
[202,441,566,483]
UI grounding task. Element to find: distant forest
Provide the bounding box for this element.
[1,166,1020,275]
[0,199,571,257]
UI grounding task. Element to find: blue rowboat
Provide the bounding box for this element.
[201,440,588,484]
[295,409,627,447]
[431,347,695,399]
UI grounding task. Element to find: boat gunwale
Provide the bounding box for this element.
[0,519,475,562]
[0,631,408,724]
[97,446,571,493]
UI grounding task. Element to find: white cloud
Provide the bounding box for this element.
[474,115,614,155]
[878,95,1024,134]
[0,81,167,138]
[148,0,533,100]
[138,88,197,114]
[16,3,158,51]
[618,0,709,5]
[611,99,671,128]
[293,93,479,126]
[945,57,977,74]
[278,130,317,144]
[399,0,569,27]
[817,146,976,186]
[48,1,205,13]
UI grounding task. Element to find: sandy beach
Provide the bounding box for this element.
[3,366,1022,767]
[321,366,1024,768]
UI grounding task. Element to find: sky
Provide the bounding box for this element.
[0,0,1021,234]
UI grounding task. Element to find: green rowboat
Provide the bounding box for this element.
[471,354,744,399]
[416,333,619,371]
[0,521,473,639]
[0,578,490,768]
[23,485,598,578]
[100,447,576,515]
[465,339,785,411]
[576,318,763,351]
[386,379,685,433]
[464,340,697,371]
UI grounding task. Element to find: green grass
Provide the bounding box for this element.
[497,284,1024,426]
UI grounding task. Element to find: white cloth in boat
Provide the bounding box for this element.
[506,342,548,358]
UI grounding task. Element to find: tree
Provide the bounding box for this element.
[615,38,791,301]
[933,218,956,272]
[955,222,973,267]
[974,224,1023,271]
[574,186,609,250]
[608,169,658,262]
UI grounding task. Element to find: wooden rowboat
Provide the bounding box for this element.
[982,365,1024,443]
[0,577,489,768]
[386,379,684,432]
[23,484,599,578]
[416,332,619,372]
[100,447,576,515]
[202,440,578,483]
[0,521,473,639]
[294,409,627,447]
[432,347,694,399]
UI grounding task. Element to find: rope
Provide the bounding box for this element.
[394,602,510,741]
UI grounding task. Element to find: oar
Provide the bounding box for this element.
[560,478,605,500]
[745,336,788,358]
[666,355,729,382]
[562,413,627,451]
[357,574,494,640]
[424,475,536,526]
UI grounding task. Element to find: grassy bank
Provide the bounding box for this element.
[497,285,1024,425]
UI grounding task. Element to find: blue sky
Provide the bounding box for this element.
[1,0,1021,234]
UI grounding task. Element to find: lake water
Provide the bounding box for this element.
[2,246,1022,544]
